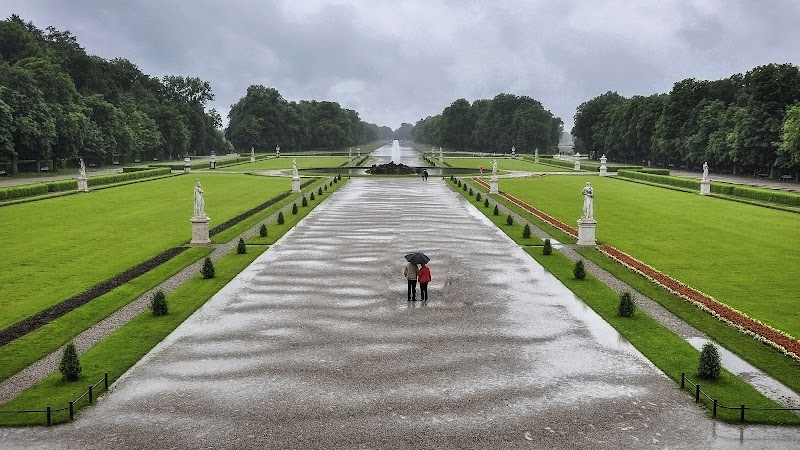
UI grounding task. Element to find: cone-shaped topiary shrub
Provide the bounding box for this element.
[523,223,531,238]
[237,237,247,254]
[484,198,490,207]
[573,260,586,279]
[318,187,323,195]
[543,238,552,255]
[150,289,168,316]
[310,192,315,200]
[469,188,473,195]
[59,341,82,382]
[506,214,513,225]
[476,192,482,202]
[618,291,635,317]
[324,184,328,190]
[457,180,462,187]
[259,223,268,237]
[201,256,215,279]
[698,342,721,379]
[493,205,499,216]
[302,196,308,207]
[292,203,298,214]
[463,183,468,192]
[277,211,285,225]
[337,174,341,180]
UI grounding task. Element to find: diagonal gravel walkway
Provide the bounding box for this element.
[2,178,799,449]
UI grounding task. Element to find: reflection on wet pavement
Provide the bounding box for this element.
[3,178,799,449]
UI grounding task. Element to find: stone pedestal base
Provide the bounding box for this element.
[489,176,499,194]
[184,166,191,174]
[577,218,597,246]
[439,156,443,164]
[573,161,581,171]
[599,165,608,176]
[534,157,540,164]
[77,177,89,193]
[700,180,710,195]
[292,177,301,193]
[190,216,211,245]
[250,156,255,163]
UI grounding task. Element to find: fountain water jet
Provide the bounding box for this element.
[391,140,401,164]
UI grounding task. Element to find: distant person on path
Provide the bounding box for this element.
[417,263,431,301]
[404,261,419,301]
[422,169,428,181]
[581,182,594,220]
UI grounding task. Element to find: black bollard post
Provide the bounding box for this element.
[104,372,109,390]
[69,401,74,421]
[695,384,700,402]
[89,385,93,404]
[46,406,51,426]
[713,399,717,418]
[740,404,745,422]
[681,372,685,389]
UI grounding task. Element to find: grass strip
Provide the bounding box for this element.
[0,247,212,382]
[0,246,267,426]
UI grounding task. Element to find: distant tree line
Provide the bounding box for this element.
[224,85,391,152]
[572,63,800,177]
[0,15,230,174]
[410,93,564,154]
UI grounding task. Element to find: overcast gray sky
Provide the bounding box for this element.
[4,0,800,132]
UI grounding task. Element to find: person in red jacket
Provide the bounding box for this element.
[417,262,432,301]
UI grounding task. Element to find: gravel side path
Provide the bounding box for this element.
[0,195,302,406]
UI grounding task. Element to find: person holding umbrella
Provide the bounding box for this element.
[417,262,432,301]
[404,251,429,302]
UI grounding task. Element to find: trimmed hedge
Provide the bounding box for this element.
[581,162,642,173]
[637,168,671,176]
[0,168,171,201]
[617,170,700,190]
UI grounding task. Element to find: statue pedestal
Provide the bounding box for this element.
[190,216,211,245]
[489,176,499,194]
[599,165,608,176]
[439,156,443,164]
[250,156,255,163]
[292,176,301,193]
[700,180,711,195]
[77,177,89,193]
[573,160,581,171]
[577,218,597,246]
[534,156,540,164]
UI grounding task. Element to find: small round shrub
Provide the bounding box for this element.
[523,223,531,238]
[201,256,215,279]
[493,205,499,216]
[476,192,482,202]
[506,214,513,225]
[468,188,473,195]
[59,341,82,382]
[337,174,341,180]
[259,223,268,237]
[237,237,247,254]
[573,260,586,280]
[302,196,308,207]
[698,342,722,379]
[318,187,323,195]
[618,291,635,317]
[543,238,552,255]
[310,192,315,200]
[457,180,462,187]
[484,199,489,207]
[150,289,168,316]
[463,184,468,192]
[292,203,298,214]
[277,211,285,225]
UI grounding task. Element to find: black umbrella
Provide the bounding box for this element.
[405,251,430,265]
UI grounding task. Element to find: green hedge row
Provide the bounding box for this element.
[545,159,576,170]
[617,170,700,189]
[581,162,642,173]
[638,168,671,175]
[150,156,256,171]
[0,168,171,201]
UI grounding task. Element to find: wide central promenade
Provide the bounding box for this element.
[3,178,794,449]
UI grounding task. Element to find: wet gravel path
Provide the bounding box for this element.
[3,178,800,449]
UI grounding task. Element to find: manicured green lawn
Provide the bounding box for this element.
[217,156,351,171]
[498,176,800,340]
[445,157,563,172]
[0,173,291,330]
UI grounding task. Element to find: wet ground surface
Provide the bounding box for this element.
[3,177,800,449]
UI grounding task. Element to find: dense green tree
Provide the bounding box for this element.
[777,104,800,174]
[439,98,475,150]
[572,91,624,157]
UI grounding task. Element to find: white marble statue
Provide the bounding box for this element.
[79,158,87,178]
[492,160,498,176]
[702,161,709,181]
[292,158,299,178]
[194,179,206,218]
[581,182,594,220]
[251,147,255,156]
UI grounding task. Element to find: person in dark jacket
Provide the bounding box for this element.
[417,263,431,301]
[404,262,419,301]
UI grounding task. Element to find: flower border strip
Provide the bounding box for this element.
[470,176,800,361]
[598,244,800,362]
